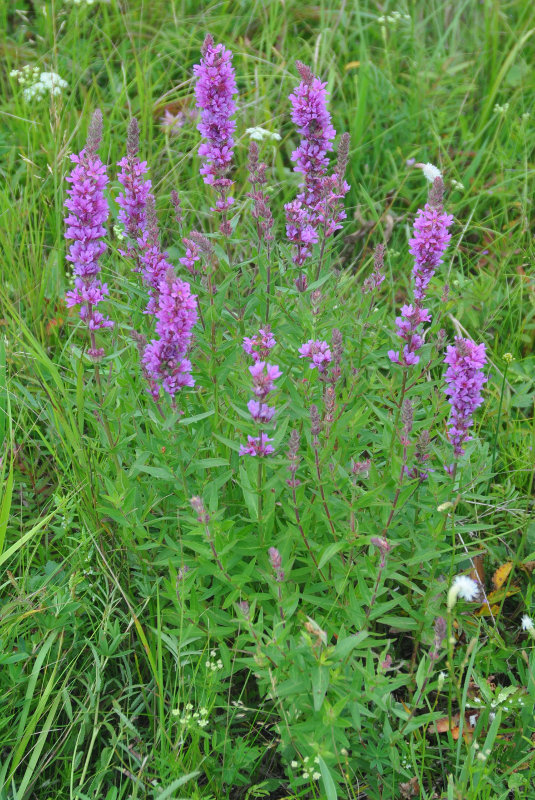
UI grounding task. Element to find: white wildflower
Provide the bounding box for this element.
[420,162,442,182]
[447,574,479,610]
[19,71,68,102]
[493,102,510,115]
[245,126,281,142]
[312,771,321,780]
[291,761,298,768]
[451,179,464,190]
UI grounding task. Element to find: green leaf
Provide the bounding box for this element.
[334,631,369,660]
[0,460,14,556]
[318,541,346,570]
[153,772,199,800]
[318,757,337,800]
[311,665,329,711]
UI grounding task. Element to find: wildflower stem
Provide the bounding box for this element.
[257,457,264,543]
[312,440,344,563]
[290,482,327,581]
[89,336,120,470]
[487,361,508,492]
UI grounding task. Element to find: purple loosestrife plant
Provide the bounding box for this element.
[298,339,332,374]
[285,62,349,273]
[137,201,178,316]
[242,327,276,363]
[194,33,238,236]
[388,177,452,368]
[443,337,487,458]
[116,118,154,264]
[387,304,431,367]
[240,338,281,456]
[64,109,113,359]
[142,269,198,397]
[410,177,453,302]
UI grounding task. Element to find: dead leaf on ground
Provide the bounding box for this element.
[492,562,514,590]
[432,712,477,742]
[400,777,419,798]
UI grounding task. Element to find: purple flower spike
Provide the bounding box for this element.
[241,332,280,457]
[443,337,487,456]
[194,34,238,234]
[284,62,350,268]
[298,339,332,372]
[268,547,284,582]
[289,62,336,211]
[64,108,113,356]
[116,118,154,257]
[142,270,198,397]
[410,177,453,301]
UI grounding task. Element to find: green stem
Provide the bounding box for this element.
[487,362,508,492]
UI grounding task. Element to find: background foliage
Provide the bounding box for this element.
[1,1,535,798]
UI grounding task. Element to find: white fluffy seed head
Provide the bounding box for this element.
[521,614,534,632]
[421,162,442,182]
[447,574,479,609]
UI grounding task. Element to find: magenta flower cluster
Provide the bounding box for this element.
[285,62,349,267]
[410,201,453,301]
[389,177,452,368]
[243,328,276,363]
[116,120,176,317]
[64,110,113,359]
[388,304,431,366]
[240,331,280,456]
[298,339,332,373]
[142,271,198,396]
[443,337,487,456]
[116,122,153,252]
[194,33,238,234]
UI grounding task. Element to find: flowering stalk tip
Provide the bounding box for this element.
[443,337,487,457]
[194,33,238,235]
[64,109,113,358]
[285,63,349,270]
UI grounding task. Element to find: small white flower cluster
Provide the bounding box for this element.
[172,703,209,728]
[378,11,411,25]
[493,102,510,116]
[473,741,492,761]
[205,649,223,672]
[65,0,101,5]
[521,614,535,637]
[10,66,68,102]
[451,179,464,190]
[447,574,479,610]
[245,126,282,143]
[290,755,321,781]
